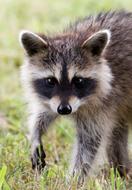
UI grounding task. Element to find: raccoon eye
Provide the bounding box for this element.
[46,77,58,88]
[72,77,85,89]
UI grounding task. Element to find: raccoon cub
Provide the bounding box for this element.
[19,11,132,179]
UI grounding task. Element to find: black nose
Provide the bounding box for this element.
[57,104,72,115]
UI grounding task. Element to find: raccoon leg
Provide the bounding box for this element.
[28,113,56,171]
[107,120,130,177]
[70,122,101,181]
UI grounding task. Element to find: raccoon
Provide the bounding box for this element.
[19,11,132,179]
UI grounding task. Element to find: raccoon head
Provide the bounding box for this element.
[20,29,112,115]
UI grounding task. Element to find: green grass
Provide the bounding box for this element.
[0,0,132,189]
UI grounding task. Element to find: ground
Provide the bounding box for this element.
[0,0,132,189]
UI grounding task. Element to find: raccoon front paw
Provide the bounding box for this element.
[68,166,85,186]
[31,144,46,172]
[127,167,132,180]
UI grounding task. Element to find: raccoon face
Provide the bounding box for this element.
[32,74,97,114]
[20,29,112,115]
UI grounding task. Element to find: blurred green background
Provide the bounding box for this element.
[0,0,132,189]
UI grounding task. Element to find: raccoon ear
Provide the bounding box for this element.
[19,30,48,56]
[82,30,111,56]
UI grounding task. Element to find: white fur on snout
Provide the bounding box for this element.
[50,96,81,114]
[49,96,61,113]
[69,96,81,112]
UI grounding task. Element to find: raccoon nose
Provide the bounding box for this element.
[57,104,72,115]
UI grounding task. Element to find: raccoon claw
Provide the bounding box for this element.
[31,145,46,172]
